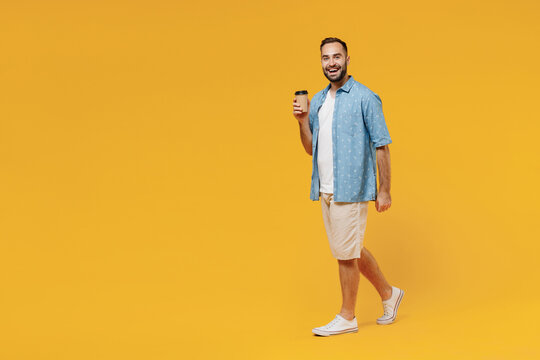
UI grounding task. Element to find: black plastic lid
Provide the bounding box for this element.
[295,90,308,95]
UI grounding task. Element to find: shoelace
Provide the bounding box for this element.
[382,302,393,317]
[324,316,341,329]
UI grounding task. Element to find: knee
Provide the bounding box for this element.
[357,254,368,270]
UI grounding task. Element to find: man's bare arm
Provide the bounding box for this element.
[376,145,391,192]
[375,145,391,212]
[292,98,312,156]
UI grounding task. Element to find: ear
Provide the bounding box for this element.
[346,55,350,65]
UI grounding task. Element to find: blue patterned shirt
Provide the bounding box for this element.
[308,75,392,202]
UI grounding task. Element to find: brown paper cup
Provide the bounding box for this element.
[295,90,308,113]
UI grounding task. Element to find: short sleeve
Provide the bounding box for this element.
[361,93,392,148]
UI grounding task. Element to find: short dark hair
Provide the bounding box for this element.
[320,37,348,54]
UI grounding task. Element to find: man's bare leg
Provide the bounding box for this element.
[337,259,360,321]
[357,247,393,301]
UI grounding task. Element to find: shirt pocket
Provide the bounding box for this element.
[343,109,363,137]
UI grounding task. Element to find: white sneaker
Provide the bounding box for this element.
[377,286,404,325]
[312,314,358,336]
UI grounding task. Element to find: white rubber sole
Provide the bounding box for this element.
[312,327,359,336]
[376,289,404,325]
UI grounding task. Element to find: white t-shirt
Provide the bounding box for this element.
[317,91,335,194]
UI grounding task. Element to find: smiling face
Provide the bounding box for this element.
[321,42,350,83]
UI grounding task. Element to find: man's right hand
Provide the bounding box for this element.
[292,97,310,124]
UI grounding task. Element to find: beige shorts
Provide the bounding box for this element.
[320,192,369,260]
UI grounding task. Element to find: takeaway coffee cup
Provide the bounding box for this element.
[295,90,309,113]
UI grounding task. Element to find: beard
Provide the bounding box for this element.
[323,63,348,82]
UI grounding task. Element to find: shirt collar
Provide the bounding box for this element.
[323,75,355,96]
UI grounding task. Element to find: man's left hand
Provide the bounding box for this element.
[375,191,392,212]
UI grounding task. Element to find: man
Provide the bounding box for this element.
[292,37,404,336]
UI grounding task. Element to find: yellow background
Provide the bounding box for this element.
[1,0,539,359]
